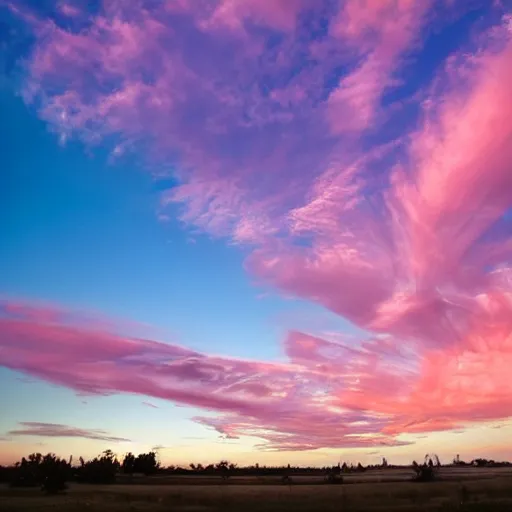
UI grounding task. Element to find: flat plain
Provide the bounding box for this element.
[1,468,511,511]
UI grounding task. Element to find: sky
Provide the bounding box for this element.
[1,0,512,468]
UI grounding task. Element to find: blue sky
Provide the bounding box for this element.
[1,82,363,463]
[2,87,292,358]
[0,85,286,462]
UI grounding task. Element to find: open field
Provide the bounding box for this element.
[110,467,512,485]
[1,468,512,512]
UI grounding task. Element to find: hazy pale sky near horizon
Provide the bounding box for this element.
[1,0,512,467]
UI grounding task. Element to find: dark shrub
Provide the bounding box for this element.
[76,450,119,484]
[10,453,70,490]
[281,475,293,485]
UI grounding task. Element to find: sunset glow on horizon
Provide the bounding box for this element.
[1,0,512,467]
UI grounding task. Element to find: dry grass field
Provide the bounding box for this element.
[1,468,512,512]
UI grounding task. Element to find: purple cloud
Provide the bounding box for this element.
[142,401,159,409]
[7,422,131,443]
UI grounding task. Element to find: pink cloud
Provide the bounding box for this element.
[16,0,442,241]
[204,0,305,32]
[57,2,82,18]
[249,23,512,345]
[1,297,512,450]
[332,0,427,43]
[327,0,433,133]
[390,34,512,294]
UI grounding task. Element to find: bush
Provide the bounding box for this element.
[76,457,118,484]
[10,454,70,491]
[41,475,68,494]
[326,472,343,484]
[414,465,436,482]
[412,459,439,482]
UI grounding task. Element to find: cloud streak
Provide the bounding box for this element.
[7,422,131,443]
[142,401,159,409]
[2,1,512,450]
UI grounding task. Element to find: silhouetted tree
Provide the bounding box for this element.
[215,460,231,480]
[425,453,440,467]
[76,450,119,484]
[134,452,159,475]
[10,456,39,488]
[122,452,136,474]
[412,454,440,482]
[40,454,69,494]
[10,453,70,492]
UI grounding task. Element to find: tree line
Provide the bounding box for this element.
[1,450,510,493]
[0,451,378,491]
[0,450,160,492]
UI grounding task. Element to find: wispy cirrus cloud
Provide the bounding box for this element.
[1,301,406,450]
[56,2,81,18]
[9,0,443,242]
[142,401,159,409]
[7,422,131,443]
[2,0,512,450]
[326,0,434,133]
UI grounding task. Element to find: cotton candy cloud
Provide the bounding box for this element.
[327,0,433,133]
[251,22,512,342]
[12,0,442,240]
[3,1,512,449]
